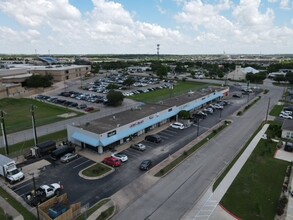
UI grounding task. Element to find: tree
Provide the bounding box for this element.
[286,72,293,84]
[156,66,168,80]
[175,63,186,74]
[91,63,100,76]
[24,74,53,88]
[123,77,135,88]
[274,75,286,83]
[106,90,124,106]
[178,110,190,119]
[106,83,119,90]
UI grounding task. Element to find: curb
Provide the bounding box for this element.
[78,163,115,180]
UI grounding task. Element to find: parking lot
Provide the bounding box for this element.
[10,91,250,208]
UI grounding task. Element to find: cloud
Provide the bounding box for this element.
[233,0,274,29]
[280,0,291,9]
[157,5,167,14]
[0,0,81,28]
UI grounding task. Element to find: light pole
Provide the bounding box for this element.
[0,110,9,155]
[29,173,40,220]
[197,118,200,137]
[265,97,271,123]
[31,105,38,146]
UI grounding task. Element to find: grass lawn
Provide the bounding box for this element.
[0,98,83,134]
[270,104,284,117]
[0,187,36,220]
[82,163,111,177]
[0,130,67,156]
[0,207,12,220]
[220,138,289,220]
[76,199,110,220]
[129,81,215,103]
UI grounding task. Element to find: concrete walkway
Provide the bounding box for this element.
[0,196,23,220]
[182,124,269,220]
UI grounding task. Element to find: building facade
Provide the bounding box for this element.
[67,87,229,154]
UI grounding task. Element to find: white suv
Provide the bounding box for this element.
[170,122,185,130]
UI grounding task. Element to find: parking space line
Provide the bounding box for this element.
[73,159,92,169]
[12,182,32,192]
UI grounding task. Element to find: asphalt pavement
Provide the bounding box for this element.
[112,79,285,220]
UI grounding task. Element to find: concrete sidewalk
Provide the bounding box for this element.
[182,124,269,220]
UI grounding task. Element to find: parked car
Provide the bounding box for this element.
[279,113,293,119]
[170,122,185,130]
[193,112,207,119]
[60,153,78,163]
[232,94,241,98]
[102,157,122,167]
[111,153,128,162]
[84,107,94,112]
[51,146,75,160]
[285,142,293,152]
[281,111,293,115]
[204,107,214,114]
[139,160,152,171]
[130,143,146,151]
[145,134,162,143]
[214,104,224,110]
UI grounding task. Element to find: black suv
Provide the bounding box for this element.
[140,160,152,171]
[145,134,162,143]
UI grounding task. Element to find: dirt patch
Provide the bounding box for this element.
[58,113,77,118]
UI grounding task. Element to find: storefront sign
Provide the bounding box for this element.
[107,130,116,137]
[130,120,144,128]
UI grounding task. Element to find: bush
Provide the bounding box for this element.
[276,195,288,216]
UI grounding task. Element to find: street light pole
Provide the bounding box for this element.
[265,97,271,123]
[0,110,9,155]
[197,118,200,137]
[31,105,38,146]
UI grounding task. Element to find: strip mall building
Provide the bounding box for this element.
[67,87,229,154]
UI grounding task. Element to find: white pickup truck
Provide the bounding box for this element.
[25,183,62,206]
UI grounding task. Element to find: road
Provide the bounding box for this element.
[113,79,283,220]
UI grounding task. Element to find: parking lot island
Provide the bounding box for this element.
[79,163,114,180]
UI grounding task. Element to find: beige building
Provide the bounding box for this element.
[30,65,91,82]
[226,65,259,81]
[0,64,91,83]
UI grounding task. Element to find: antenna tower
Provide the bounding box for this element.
[157,44,160,60]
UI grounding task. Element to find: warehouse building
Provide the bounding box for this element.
[67,87,229,154]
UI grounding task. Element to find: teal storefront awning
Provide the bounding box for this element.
[72,132,100,147]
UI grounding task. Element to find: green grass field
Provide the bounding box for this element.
[129,81,215,103]
[0,98,83,134]
[220,139,289,219]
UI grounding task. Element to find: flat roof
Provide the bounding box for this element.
[79,86,226,134]
[161,87,223,107]
[79,103,170,134]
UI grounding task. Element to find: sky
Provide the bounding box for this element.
[0,0,293,55]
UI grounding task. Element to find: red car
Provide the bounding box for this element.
[84,107,94,112]
[102,157,122,167]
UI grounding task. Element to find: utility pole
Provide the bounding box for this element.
[31,105,38,146]
[0,110,9,155]
[265,97,271,123]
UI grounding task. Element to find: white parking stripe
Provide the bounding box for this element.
[73,159,92,169]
